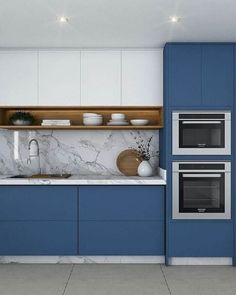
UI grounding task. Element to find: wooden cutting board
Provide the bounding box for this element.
[116,149,142,176]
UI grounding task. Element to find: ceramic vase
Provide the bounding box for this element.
[137,160,153,177]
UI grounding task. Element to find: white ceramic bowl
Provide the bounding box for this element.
[111,113,125,120]
[83,113,102,118]
[130,119,149,126]
[83,116,103,126]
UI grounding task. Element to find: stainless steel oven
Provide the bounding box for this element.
[172,162,231,219]
[172,111,231,155]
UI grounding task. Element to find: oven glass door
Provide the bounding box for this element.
[179,120,225,148]
[179,173,225,213]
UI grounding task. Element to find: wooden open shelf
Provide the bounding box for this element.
[0,106,163,130]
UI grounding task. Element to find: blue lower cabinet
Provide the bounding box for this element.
[168,222,233,257]
[79,221,164,255]
[79,186,164,221]
[0,186,77,221]
[0,221,77,255]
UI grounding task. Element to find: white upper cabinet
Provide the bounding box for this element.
[0,51,38,105]
[121,50,163,106]
[81,51,121,105]
[38,51,81,105]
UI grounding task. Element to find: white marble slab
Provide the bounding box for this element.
[0,256,165,264]
[0,174,166,185]
[0,130,159,176]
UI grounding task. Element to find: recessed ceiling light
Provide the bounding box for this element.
[170,16,180,23]
[58,16,69,23]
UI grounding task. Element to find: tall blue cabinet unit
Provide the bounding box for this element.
[162,43,235,265]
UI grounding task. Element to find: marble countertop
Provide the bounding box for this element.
[0,174,166,185]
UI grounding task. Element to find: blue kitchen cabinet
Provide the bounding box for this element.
[168,222,233,257]
[202,44,234,107]
[79,221,164,255]
[78,185,165,255]
[0,186,77,220]
[0,221,77,255]
[165,43,234,108]
[167,44,202,107]
[79,186,164,221]
[0,186,78,255]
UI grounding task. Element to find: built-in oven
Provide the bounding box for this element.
[172,162,231,219]
[172,111,231,155]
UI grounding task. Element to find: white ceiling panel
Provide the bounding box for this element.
[0,0,236,47]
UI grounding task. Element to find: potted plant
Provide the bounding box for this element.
[9,111,35,126]
[131,133,154,177]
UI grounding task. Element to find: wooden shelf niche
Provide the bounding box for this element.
[0,106,163,130]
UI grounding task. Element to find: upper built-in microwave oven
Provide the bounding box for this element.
[172,111,231,155]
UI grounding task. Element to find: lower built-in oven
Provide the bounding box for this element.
[172,162,231,219]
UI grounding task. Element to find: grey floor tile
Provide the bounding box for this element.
[64,264,170,295]
[162,265,236,295]
[0,264,72,295]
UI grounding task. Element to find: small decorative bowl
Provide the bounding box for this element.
[130,119,149,126]
[83,116,103,126]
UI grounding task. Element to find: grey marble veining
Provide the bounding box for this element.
[0,130,159,176]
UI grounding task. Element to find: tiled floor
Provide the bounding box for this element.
[0,264,236,295]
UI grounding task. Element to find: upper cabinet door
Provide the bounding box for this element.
[202,44,234,107]
[167,44,202,107]
[0,51,38,106]
[38,51,81,105]
[81,51,121,106]
[122,50,163,106]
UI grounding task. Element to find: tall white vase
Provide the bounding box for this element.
[137,160,153,177]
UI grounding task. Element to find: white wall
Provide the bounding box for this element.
[0,49,163,106]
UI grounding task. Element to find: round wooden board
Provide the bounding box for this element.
[116,149,142,176]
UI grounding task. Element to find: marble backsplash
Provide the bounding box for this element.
[0,130,159,176]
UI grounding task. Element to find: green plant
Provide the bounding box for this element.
[9,111,35,125]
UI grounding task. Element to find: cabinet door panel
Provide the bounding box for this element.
[81,51,121,105]
[0,51,38,105]
[168,44,202,107]
[122,50,163,106]
[202,44,234,106]
[168,222,233,257]
[0,221,77,255]
[0,186,77,221]
[79,186,164,221]
[79,221,164,255]
[39,51,81,105]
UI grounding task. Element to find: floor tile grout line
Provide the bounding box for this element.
[160,264,172,295]
[62,264,74,295]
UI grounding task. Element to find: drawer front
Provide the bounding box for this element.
[0,186,77,220]
[0,221,77,255]
[79,186,164,221]
[168,222,233,257]
[79,221,164,255]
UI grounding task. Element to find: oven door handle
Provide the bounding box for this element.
[182,174,222,178]
[181,121,222,124]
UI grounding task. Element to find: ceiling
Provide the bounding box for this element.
[1,0,236,48]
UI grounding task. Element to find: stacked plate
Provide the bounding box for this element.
[83,113,103,126]
[107,113,129,126]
